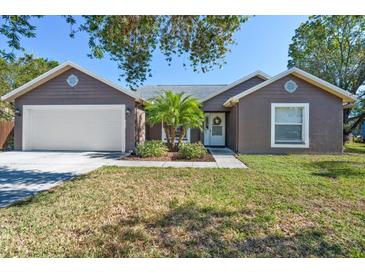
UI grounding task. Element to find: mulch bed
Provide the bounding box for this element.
[121,151,215,162]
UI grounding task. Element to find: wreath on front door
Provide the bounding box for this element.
[213,116,222,125]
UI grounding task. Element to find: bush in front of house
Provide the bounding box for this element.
[136,140,168,158]
[178,142,208,160]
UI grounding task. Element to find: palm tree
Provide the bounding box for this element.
[145,91,204,151]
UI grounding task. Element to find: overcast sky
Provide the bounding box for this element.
[7,15,308,87]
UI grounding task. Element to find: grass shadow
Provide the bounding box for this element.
[306,160,365,179]
[73,202,345,257]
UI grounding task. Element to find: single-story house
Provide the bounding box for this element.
[1,61,356,154]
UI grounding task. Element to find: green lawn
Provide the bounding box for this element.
[0,154,364,257]
[345,142,365,154]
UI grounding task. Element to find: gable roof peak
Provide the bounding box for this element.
[1,61,142,102]
[200,70,270,103]
[223,67,357,106]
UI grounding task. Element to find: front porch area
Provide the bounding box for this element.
[203,112,226,146]
[145,111,236,150]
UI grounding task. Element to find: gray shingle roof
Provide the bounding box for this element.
[137,85,227,101]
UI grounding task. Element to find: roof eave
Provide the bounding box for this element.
[255,71,271,80]
[200,70,270,103]
[290,69,356,103]
[1,61,143,102]
[223,67,356,106]
[1,62,73,102]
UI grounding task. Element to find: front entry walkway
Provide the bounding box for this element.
[115,147,247,169]
[208,147,247,168]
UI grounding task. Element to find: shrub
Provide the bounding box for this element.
[353,135,364,143]
[135,140,168,158]
[178,142,207,159]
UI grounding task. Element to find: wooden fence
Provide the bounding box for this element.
[0,120,14,149]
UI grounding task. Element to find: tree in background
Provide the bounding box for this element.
[0,16,42,61]
[288,16,365,139]
[0,55,59,119]
[66,16,248,89]
[145,91,204,151]
[0,16,248,89]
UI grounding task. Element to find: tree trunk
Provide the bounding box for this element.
[164,125,173,151]
[165,125,177,152]
[170,127,178,151]
[351,113,365,130]
[177,127,187,149]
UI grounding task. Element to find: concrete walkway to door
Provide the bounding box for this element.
[208,147,247,168]
[115,147,247,169]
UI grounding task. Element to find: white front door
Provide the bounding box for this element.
[204,113,225,146]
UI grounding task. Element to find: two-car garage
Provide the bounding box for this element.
[22,105,126,152]
[1,62,140,152]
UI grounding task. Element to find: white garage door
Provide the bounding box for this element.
[23,105,125,151]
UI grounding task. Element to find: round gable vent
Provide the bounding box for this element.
[67,74,79,88]
[284,80,298,93]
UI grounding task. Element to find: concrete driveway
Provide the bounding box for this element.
[0,151,123,208]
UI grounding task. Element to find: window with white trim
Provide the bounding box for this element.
[271,103,309,148]
[162,125,191,143]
